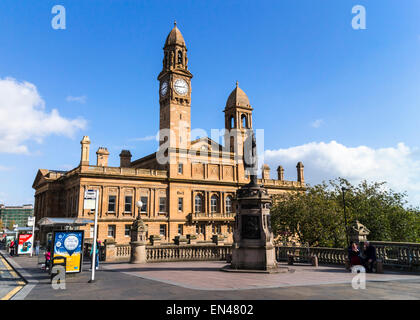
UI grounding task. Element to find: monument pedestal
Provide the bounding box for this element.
[230,179,280,272]
[129,217,148,264]
[130,241,147,263]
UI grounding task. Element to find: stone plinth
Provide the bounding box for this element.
[174,235,188,245]
[104,239,116,262]
[150,235,162,246]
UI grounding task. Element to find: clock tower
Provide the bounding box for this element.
[157,22,193,151]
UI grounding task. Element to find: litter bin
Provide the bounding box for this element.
[50,256,67,282]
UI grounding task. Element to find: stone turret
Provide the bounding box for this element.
[80,136,91,166]
[119,150,132,168]
[96,147,109,167]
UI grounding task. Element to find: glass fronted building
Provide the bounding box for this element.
[0,204,34,229]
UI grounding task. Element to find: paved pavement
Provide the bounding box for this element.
[0,252,25,300]
[1,250,419,300]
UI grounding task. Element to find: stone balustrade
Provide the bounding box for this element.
[147,244,232,262]
[275,246,347,265]
[101,240,420,271]
[370,241,420,270]
[84,165,167,178]
[105,243,232,263]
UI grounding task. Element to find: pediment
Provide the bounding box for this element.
[190,137,222,152]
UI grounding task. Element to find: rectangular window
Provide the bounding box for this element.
[178,198,183,212]
[200,224,205,235]
[178,224,183,235]
[125,225,131,237]
[178,163,183,174]
[159,224,166,237]
[108,225,116,238]
[108,195,116,212]
[159,197,166,213]
[217,224,221,234]
[140,196,148,213]
[124,196,132,213]
[212,224,216,234]
[196,224,200,234]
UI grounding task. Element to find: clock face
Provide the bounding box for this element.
[160,81,168,96]
[174,79,189,96]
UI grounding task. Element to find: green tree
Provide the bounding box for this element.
[7,220,16,231]
[271,178,420,248]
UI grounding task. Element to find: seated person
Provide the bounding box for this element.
[363,241,377,272]
[349,242,362,266]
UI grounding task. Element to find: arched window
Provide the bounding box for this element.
[178,51,183,64]
[195,194,203,213]
[211,195,219,213]
[241,114,247,128]
[225,196,233,213]
[230,116,235,129]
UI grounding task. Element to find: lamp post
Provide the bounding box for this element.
[341,187,349,247]
[135,200,143,218]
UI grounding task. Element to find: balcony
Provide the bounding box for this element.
[189,212,235,222]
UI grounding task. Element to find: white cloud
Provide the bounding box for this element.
[311,119,324,128]
[0,77,86,154]
[264,141,420,207]
[66,95,87,104]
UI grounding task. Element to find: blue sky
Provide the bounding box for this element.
[0,0,419,206]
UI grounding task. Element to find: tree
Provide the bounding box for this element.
[271,178,420,248]
[7,220,16,231]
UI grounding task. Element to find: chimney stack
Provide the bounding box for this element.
[296,162,304,183]
[96,147,110,167]
[277,165,284,181]
[80,136,91,166]
[261,164,270,180]
[119,150,132,167]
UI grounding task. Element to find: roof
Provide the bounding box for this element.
[37,217,94,227]
[225,82,251,110]
[164,22,186,47]
[15,227,39,231]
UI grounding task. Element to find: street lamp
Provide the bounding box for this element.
[135,200,143,218]
[341,187,349,247]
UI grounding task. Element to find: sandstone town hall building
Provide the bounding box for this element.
[32,23,306,245]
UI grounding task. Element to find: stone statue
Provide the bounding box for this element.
[349,220,370,244]
[244,130,258,185]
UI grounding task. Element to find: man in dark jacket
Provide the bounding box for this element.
[363,241,377,272]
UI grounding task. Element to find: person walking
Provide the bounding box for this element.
[45,246,51,271]
[9,240,15,256]
[90,240,100,270]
